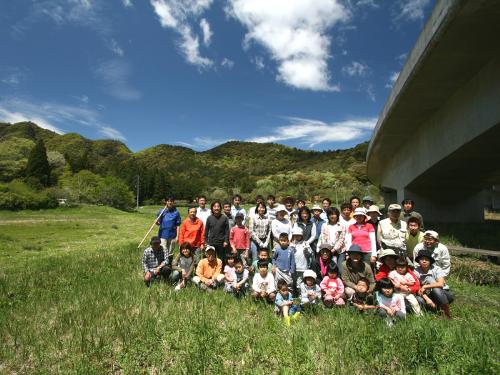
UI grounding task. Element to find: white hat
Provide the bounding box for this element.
[311,204,322,211]
[303,270,317,280]
[291,227,304,236]
[352,207,368,217]
[424,230,439,240]
[366,205,382,216]
[275,204,287,213]
[388,203,402,211]
[205,245,216,253]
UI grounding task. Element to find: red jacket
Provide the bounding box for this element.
[179,218,205,248]
[375,265,420,294]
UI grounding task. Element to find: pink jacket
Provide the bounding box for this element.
[320,276,344,297]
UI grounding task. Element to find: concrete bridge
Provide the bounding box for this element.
[367,0,500,222]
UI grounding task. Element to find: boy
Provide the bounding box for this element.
[230,213,250,266]
[251,260,276,303]
[405,216,424,256]
[275,279,300,326]
[272,233,296,289]
[250,248,272,274]
[231,194,246,225]
[142,236,171,287]
[232,258,250,298]
[348,278,376,313]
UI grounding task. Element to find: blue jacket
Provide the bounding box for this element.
[157,207,181,239]
[272,246,296,273]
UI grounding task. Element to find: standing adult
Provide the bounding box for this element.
[349,196,361,217]
[346,208,377,267]
[293,207,317,248]
[271,205,292,247]
[319,207,346,272]
[179,205,205,263]
[247,195,265,222]
[156,196,181,263]
[377,204,407,257]
[362,196,374,210]
[405,216,424,256]
[196,195,211,226]
[310,204,326,253]
[283,196,297,225]
[413,230,451,276]
[249,202,271,262]
[339,203,355,228]
[204,201,230,263]
[231,194,246,225]
[266,195,277,221]
[400,199,425,229]
[320,198,331,221]
[223,201,235,230]
[367,205,382,253]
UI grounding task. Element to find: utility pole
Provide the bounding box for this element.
[334,183,338,207]
[136,175,140,210]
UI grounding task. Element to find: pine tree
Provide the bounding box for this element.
[25,139,51,186]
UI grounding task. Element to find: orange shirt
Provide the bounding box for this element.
[196,258,222,283]
[179,217,205,248]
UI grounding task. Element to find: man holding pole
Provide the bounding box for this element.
[156,196,181,264]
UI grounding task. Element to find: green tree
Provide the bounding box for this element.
[25,139,51,186]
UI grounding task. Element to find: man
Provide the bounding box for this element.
[193,245,224,291]
[266,194,277,221]
[142,236,170,286]
[413,230,450,276]
[400,199,424,229]
[196,195,211,226]
[283,196,297,225]
[179,205,205,263]
[320,198,331,221]
[310,204,326,253]
[377,203,407,257]
[205,201,230,263]
[405,216,424,255]
[223,201,235,230]
[362,196,374,210]
[156,196,181,263]
[231,194,247,225]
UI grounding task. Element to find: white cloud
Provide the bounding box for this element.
[247,116,377,147]
[342,61,368,77]
[122,0,133,7]
[109,39,124,56]
[355,0,378,8]
[396,52,408,63]
[226,0,349,91]
[150,0,214,68]
[385,71,400,88]
[200,18,212,46]
[176,136,232,150]
[366,84,375,102]
[252,56,265,70]
[1,67,28,86]
[221,58,235,69]
[95,60,142,101]
[396,0,431,21]
[0,97,126,141]
[72,95,89,104]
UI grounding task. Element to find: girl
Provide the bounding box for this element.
[388,257,422,315]
[376,278,406,325]
[249,202,271,263]
[223,254,237,293]
[300,270,321,308]
[294,207,317,248]
[290,227,313,294]
[320,263,345,307]
[171,242,195,291]
[346,208,377,267]
[319,207,346,272]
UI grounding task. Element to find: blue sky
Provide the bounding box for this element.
[0,0,434,152]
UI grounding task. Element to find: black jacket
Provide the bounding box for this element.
[204,214,229,246]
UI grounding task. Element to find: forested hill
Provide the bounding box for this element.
[0,121,379,207]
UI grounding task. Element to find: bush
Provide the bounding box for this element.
[0,180,58,210]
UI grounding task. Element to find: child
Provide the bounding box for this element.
[389,257,422,315]
[231,194,246,225]
[223,254,237,293]
[250,248,272,274]
[275,279,300,326]
[299,270,321,308]
[171,242,195,291]
[251,260,276,303]
[230,213,250,266]
[226,258,249,298]
[376,278,406,325]
[290,227,313,293]
[272,233,296,290]
[348,278,376,313]
[320,263,345,307]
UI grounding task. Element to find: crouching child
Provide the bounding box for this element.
[171,242,195,291]
[320,263,345,307]
[376,278,406,325]
[224,257,249,298]
[348,278,376,313]
[275,279,300,326]
[299,270,321,310]
[252,260,276,303]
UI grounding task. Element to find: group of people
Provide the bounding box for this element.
[142,194,454,325]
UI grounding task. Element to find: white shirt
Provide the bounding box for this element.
[196,207,211,226]
[252,272,276,293]
[339,216,355,229]
[271,218,292,242]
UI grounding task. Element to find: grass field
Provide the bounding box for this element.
[0,206,499,374]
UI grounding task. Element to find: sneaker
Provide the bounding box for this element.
[284,316,291,327]
[174,284,182,291]
[292,312,300,320]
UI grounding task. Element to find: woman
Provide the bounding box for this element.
[319,207,346,273]
[204,201,230,263]
[345,208,377,267]
[293,207,316,248]
[249,202,271,262]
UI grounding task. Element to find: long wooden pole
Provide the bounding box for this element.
[137,204,168,249]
